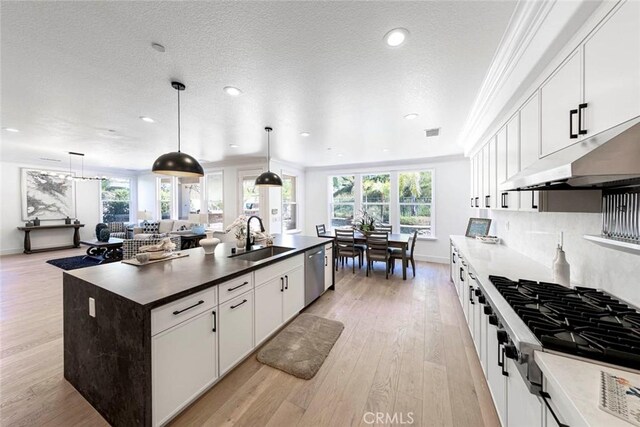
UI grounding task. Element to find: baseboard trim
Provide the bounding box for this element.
[414,254,449,264]
[0,248,25,256]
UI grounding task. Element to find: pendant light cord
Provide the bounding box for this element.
[177,89,181,153]
[267,130,270,170]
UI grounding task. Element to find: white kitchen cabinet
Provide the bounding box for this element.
[496,126,507,211]
[254,277,284,346]
[583,0,640,139]
[479,303,490,376]
[461,261,470,323]
[324,243,333,291]
[482,143,491,209]
[506,358,543,427]
[219,290,254,375]
[504,113,521,210]
[520,92,540,212]
[540,49,583,157]
[471,279,482,357]
[487,320,508,426]
[283,266,304,322]
[488,137,497,209]
[476,151,483,208]
[152,309,218,426]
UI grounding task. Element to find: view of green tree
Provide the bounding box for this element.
[101,178,130,222]
[399,171,432,235]
[331,175,355,227]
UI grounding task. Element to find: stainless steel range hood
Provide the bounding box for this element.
[501,117,640,191]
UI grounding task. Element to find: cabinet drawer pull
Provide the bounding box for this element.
[578,103,588,135]
[230,299,248,310]
[281,277,284,292]
[540,391,570,427]
[285,275,289,290]
[227,281,249,292]
[459,267,464,282]
[569,109,578,139]
[485,195,490,208]
[500,346,509,377]
[469,285,475,304]
[212,310,217,332]
[172,300,204,315]
[475,197,479,207]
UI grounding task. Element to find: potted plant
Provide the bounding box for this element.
[225,215,248,248]
[352,209,376,232]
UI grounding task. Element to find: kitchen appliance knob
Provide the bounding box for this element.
[484,305,493,315]
[478,295,486,304]
[504,344,518,360]
[497,329,508,344]
[488,314,498,326]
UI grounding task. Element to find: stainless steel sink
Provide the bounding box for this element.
[228,246,295,262]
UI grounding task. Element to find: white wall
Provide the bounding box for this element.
[0,161,137,255]
[304,156,470,263]
[489,210,640,307]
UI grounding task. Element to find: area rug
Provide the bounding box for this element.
[46,255,115,271]
[257,313,344,380]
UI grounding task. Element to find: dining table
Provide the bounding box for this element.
[317,230,412,280]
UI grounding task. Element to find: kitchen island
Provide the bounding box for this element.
[63,235,333,427]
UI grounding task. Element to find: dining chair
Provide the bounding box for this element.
[375,224,393,233]
[335,229,363,273]
[366,231,390,279]
[390,230,418,277]
[316,224,326,236]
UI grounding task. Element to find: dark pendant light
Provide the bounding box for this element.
[255,126,283,187]
[152,81,204,177]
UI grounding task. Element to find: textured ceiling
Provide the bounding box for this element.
[1,1,516,170]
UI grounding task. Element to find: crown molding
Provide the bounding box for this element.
[458,0,556,155]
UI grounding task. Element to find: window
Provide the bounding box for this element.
[398,171,433,236]
[240,173,260,217]
[282,174,297,231]
[177,177,202,220]
[206,172,224,231]
[100,178,131,223]
[330,175,355,228]
[362,173,390,224]
[159,177,173,220]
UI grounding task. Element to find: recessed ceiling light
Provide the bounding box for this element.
[223,86,242,96]
[404,113,419,120]
[229,144,239,148]
[300,132,310,137]
[384,28,409,47]
[139,116,155,123]
[3,127,19,132]
[151,42,165,53]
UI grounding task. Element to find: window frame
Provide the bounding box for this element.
[99,177,132,223]
[282,173,299,233]
[157,176,176,220]
[327,169,436,240]
[238,168,265,220]
[204,170,224,231]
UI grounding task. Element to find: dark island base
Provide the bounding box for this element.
[63,275,152,426]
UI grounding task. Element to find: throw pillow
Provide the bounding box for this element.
[143,222,159,234]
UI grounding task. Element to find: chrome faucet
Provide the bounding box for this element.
[246,216,265,251]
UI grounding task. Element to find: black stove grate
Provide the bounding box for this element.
[489,275,640,370]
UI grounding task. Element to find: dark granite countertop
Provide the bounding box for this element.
[64,234,331,309]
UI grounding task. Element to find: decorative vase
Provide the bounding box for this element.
[33,217,40,226]
[236,238,245,248]
[95,223,108,240]
[99,228,111,242]
[200,232,220,255]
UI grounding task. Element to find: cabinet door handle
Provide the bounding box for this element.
[230,299,248,310]
[532,192,538,210]
[285,275,289,290]
[172,300,204,315]
[578,103,588,135]
[280,277,284,292]
[325,255,328,267]
[459,267,464,282]
[569,109,578,139]
[475,197,479,207]
[500,346,509,377]
[470,197,474,207]
[469,285,475,304]
[227,281,249,292]
[485,195,490,208]
[212,310,217,332]
[540,391,570,427]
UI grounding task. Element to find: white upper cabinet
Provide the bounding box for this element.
[482,143,491,208]
[583,0,640,137]
[540,49,583,157]
[519,92,541,212]
[496,126,508,210]
[504,113,520,210]
[488,137,498,209]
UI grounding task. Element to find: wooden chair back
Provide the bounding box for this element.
[366,232,389,259]
[408,230,418,256]
[375,224,392,233]
[316,224,326,236]
[335,229,356,251]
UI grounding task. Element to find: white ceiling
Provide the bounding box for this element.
[1,1,516,171]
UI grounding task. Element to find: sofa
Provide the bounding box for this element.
[122,235,181,260]
[132,219,193,238]
[106,222,130,239]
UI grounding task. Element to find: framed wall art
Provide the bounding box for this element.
[21,168,76,221]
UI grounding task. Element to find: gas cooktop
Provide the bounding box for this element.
[489,275,640,370]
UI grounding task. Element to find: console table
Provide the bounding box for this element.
[17,224,85,254]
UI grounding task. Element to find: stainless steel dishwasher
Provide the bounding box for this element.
[304,246,325,306]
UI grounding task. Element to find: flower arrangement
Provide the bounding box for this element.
[225,215,248,240]
[352,209,376,232]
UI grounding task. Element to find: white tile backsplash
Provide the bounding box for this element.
[489,210,640,307]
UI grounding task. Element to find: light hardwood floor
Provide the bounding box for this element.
[0,248,499,427]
